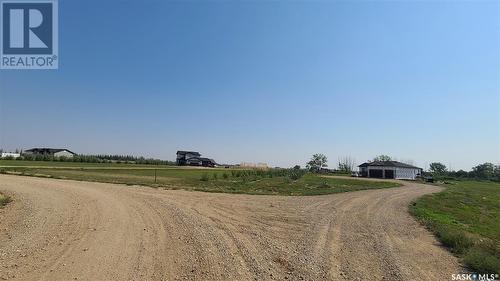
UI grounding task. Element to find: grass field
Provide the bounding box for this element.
[0,160,400,196]
[410,180,500,274]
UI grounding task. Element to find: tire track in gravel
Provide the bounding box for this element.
[0,175,462,281]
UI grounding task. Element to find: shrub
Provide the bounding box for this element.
[318,180,330,188]
[287,169,306,181]
[200,173,209,181]
[213,173,218,180]
[0,194,12,208]
[464,246,500,274]
[256,169,265,177]
[434,225,473,254]
[222,173,228,179]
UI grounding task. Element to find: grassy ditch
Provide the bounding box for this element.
[410,180,500,274]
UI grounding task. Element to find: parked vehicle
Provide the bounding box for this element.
[424,176,434,183]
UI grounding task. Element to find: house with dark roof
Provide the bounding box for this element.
[358,161,422,180]
[186,157,217,167]
[24,148,76,158]
[176,151,217,167]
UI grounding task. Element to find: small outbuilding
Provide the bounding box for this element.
[358,161,422,180]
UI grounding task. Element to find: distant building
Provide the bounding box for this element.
[176,151,201,165]
[186,157,217,167]
[176,151,217,167]
[358,161,421,180]
[240,162,268,169]
[24,148,76,158]
[1,152,21,158]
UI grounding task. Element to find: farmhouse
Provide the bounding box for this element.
[358,161,422,180]
[176,151,217,167]
[24,148,76,158]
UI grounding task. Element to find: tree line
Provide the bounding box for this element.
[0,151,175,165]
[427,162,500,182]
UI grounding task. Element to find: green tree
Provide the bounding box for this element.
[373,155,392,162]
[494,165,500,182]
[453,170,469,178]
[429,162,447,174]
[471,163,495,179]
[338,156,355,172]
[306,154,328,173]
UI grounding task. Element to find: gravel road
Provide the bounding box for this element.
[0,175,462,281]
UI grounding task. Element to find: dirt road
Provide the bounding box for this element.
[0,175,462,280]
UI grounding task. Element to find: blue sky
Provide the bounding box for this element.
[0,0,499,170]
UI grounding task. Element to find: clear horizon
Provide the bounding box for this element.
[1,0,499,171]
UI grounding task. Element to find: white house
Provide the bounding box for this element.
[358,161,422,180]
[24,148,76,158]
[1,152,21,158]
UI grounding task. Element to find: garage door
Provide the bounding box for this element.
[384,170,394,179]
[369,169,383,178]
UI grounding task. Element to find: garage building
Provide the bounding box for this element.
[358,161,422,180]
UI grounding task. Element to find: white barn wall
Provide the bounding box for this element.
[395,167,420,180]
[1,152,21,158]
[54,150,74,158]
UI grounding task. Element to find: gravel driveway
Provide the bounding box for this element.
[0,175,462,280]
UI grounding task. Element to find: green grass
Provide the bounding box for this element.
[0,193,12,208]
[410,180,500,274]
[189,174,400,195]
[0,161,400,196]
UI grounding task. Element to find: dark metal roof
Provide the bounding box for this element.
[176,151,201,156]
[25,148,75,155]
[187,157,216,163]
[200,158,216,163]
[358,161,421,169]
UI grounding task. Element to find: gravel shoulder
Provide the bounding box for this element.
[0,175,462,280]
